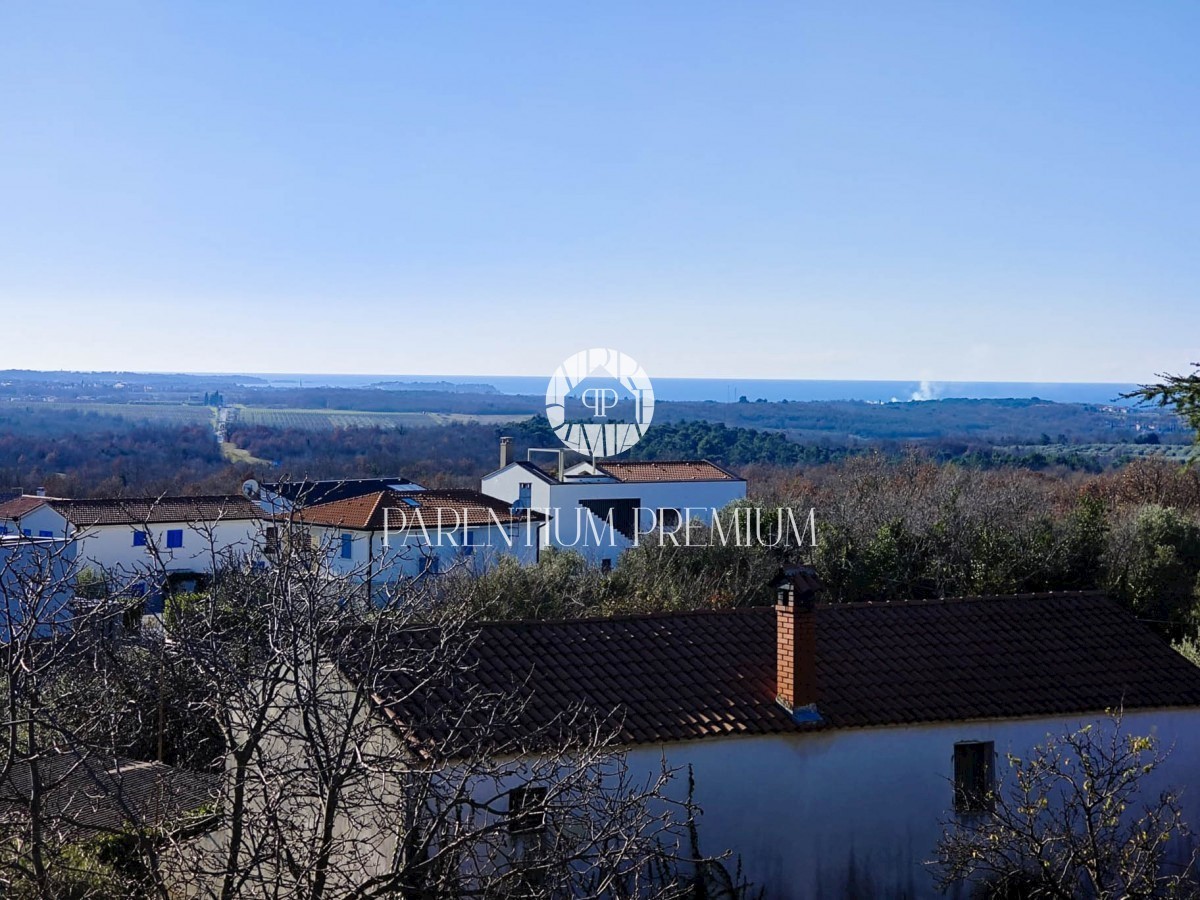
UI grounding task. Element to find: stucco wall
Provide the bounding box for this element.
[625,709,1200,899]
[72,520,264,576]
[310,520,540,583]
[0,504,67,538]
[481,467,747,563]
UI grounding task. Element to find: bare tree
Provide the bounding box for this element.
[145,503,715,899]
[931,711,1199,899]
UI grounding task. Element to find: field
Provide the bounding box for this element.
[26,402,215,426]
[229,408,522,430]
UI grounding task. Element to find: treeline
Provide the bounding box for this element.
[441,456,1200,631]
[0,411,227,497]
[656,396,1187,444]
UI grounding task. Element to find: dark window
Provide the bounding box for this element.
[954,740,995,813]
[22,529,31,537]
[38,530,53,538]
[658,508,683,531]
[427,555,440,575]
[0,526,7,535]
[340,533,353,559]
[133,530,147,547]
[166,529,184,549]
[463,530,475,556]
[600,558,612,573]
[508,785,548,835]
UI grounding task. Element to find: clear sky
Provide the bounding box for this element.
[2,2,1198,382]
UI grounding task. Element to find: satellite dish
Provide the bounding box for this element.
[242,479,261,500]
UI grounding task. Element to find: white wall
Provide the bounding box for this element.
[624,709,1200,899]
[72,519,265,577]
[0,504,68,538]
[310,520,540,584]
[481,466,747,564]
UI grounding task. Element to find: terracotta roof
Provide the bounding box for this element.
[294,489,545,531]
[349,593,1200,754]
[0,752,219,839]
[48,495,264,526]
[590,460,743,483]
[0,496,51,519]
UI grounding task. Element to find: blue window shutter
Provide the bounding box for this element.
[133,530,147,547]
[341,533,353,559]
[166,529,183,549]
[38,530,53,538]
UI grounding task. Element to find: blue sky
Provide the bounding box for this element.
[1,2,1197,382]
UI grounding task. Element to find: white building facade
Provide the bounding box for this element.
[293,488,542,589]
[481,456,747,566]
[0,494,267,582]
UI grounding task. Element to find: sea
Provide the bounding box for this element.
[246,374,1139,406]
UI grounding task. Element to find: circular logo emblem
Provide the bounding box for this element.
[545,348,654,458]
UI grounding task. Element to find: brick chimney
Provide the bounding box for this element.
[499,437,513,470]
[773,566,822,722]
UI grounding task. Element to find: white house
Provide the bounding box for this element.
[0,494,267,586]
[334,578,1200,898]
[481,446,747,567]
[0,534,76,641]
[291,488,543,590]
[0,494,66,539]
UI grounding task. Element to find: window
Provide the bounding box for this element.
[426,555,440,575]
[166,529,184,549]
[340,533,353,559]
[954,740,995,813]
[0,526,7,535]
[22,529,31,537]
[658,508,683,532]
[133,530,148,547]
[38,530,53,538]
[600,558,612,573]
[462,531,475,556]
[507,785,548,835]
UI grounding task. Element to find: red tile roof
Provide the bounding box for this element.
[0,496,51,519]
[48,495,264,526]
[294,489,544,531]
[591,460,742,483]
[348,593,1200,755]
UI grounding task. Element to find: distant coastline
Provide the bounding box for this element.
[0,369,1140,405]
[242,374,1139,406]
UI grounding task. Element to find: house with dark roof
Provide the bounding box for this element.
[0,494,268,588]
[329,577,1200,898]
[0,751,219,842]
[481,440,747,567]
[292,488,544,585]
[244,475,425,514]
